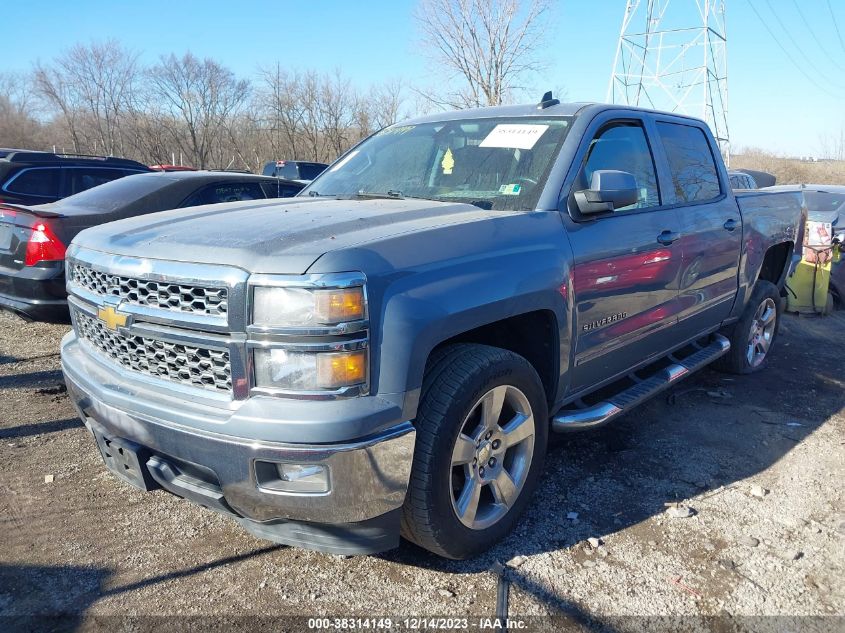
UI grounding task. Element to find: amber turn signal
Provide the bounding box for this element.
[316,350,367,389]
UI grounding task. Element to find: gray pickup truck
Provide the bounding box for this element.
[60,100,803,559]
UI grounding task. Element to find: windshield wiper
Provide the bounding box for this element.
[353,190,405,200]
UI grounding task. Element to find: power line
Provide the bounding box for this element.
[762,0,845,88]
[790,0,844,71]
[746,0,845,99]
[827,0,845,55]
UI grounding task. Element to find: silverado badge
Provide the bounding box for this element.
[582,312,628,332]
[97,304,130,331]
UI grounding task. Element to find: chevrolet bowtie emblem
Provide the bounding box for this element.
[97,305,129,331]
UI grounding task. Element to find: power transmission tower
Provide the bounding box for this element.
[607,1,730,163]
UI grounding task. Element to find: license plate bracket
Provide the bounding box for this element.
[91,429,159,491]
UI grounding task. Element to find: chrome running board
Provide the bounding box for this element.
[552,333,730,432]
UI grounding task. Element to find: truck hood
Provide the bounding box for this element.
[71,197,507,274]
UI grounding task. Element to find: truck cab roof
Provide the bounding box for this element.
[401,101,708,126]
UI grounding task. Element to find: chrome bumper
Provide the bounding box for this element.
[61,333,415,525]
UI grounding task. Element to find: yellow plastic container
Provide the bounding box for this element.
[787,256,832,314]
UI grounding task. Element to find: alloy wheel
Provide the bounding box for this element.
[746,297,777,367]
[449,384,535,530]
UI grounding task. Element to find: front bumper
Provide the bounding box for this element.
[61,333,416,554]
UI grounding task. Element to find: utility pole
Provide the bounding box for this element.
[607,1,730,164]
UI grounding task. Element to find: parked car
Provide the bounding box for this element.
[0,171,303,322]
[60,100,803,559]
[735,168,776,188]
[262,159,328,182]
[0,150,150,206]
[729,170,758,190]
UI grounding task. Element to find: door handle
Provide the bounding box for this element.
[657,230,680,246]
[723,218,738,232]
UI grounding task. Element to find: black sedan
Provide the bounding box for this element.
[0,171,303,322]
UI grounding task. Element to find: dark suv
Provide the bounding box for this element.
[0,150,151,206]
[261,160,328,182]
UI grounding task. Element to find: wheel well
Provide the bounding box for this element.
[429,310,558,406]
[758,242,793,287]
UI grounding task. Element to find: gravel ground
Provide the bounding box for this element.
[0,309,843,631]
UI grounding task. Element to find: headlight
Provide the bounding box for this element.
[252,286,365,327]
[254,348,367,391]
[248,274,369,396]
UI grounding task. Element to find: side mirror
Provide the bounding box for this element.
[574,170,639,214]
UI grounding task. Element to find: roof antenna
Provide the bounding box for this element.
[538,91,560,109]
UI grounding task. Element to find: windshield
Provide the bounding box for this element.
[804,190,845,214]
[304,117,572,211]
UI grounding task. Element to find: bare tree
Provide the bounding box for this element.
[414,0,551,108]
[17,41,410,167]
[818,125,845,161]
[33,40,139,155]
[0,73,46,149]
[256,65,308,159]
[319,70,358,158]
[147,53,249,168]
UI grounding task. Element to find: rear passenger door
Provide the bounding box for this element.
[654,121,741,335]
[565,117,685,393]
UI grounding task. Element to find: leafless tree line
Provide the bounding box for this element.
[2,41,406,170]
[1,1,554,170]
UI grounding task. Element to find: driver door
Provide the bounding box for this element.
[565,118,685,394]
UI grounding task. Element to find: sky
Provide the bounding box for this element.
[3,0,845,157]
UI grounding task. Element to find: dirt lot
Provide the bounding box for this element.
[1,308,843,631]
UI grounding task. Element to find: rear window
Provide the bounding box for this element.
[656,122,721,203]
[55,173,171,212]
[298,163,326,180]
[279,163,299,180]
[4,167,61,198]
[65,167,133,196]
[260,181,302,198]
[181,182,266,206]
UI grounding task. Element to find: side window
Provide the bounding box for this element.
[576,123,660,211]
[4,168,61,198]
[182,182,265,207]
[65,168,129,196]
[656,122,721,203]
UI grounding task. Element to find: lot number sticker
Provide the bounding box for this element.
[480,124,549,149]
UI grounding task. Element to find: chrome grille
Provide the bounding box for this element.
[68,262,228,316]
[73,309,232,393]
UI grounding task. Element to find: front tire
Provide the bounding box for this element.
[401,344,548,559]
[716,280,782,374]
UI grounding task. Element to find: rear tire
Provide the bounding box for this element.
[715,280,781,374]
[401,344,548,559]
